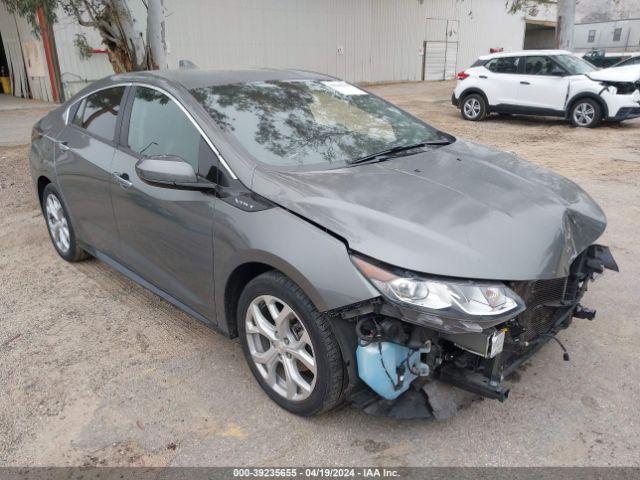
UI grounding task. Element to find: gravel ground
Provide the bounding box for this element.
[1,81,639,467]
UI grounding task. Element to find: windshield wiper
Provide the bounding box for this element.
[348,140,451,165]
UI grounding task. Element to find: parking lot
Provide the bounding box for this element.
[1,80,639,466]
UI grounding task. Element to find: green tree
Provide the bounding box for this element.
[507,0,575,49]
[0,0,167,73]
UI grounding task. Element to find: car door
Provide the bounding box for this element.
[512,56,570,112]
[55,86,127,256]
[110,84,220,320]
[481,56,522,106]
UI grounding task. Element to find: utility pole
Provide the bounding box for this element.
[556,0,576,50]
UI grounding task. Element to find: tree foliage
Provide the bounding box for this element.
[0,0,166,73]
[505,0,556,16]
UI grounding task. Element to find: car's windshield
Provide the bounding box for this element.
[190,80,448,167]
[554,54,597,75]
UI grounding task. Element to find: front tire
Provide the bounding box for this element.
[570,98,602,128]
[42,184,89,262]
[460,93,487,121]
[237,271,344,416]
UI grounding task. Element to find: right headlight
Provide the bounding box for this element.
[351,254,524,322]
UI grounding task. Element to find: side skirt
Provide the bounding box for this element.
[491,104,566,117]
[80,242,227,336]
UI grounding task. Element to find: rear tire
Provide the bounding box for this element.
[42,184,89,262]
[460,93,487,121]
[570,98,602,128]
[237,271,344,416]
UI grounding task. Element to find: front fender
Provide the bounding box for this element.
[212,201,378,329]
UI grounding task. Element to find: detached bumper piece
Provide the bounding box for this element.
[346,245,618,420]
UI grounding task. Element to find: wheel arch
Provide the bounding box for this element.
[225,258,362,402]
[37,175,52,208]
[223,261,276,338]
[221,254,333,339]
[566,93,609,119]
[459,88,490,109]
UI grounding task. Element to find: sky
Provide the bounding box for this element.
[576,0,640,22]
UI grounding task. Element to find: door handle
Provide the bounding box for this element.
[112,172,133,189]
[520,81,530,85]
[479,75,488,79]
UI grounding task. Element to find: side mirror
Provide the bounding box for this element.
[135,155,198,186]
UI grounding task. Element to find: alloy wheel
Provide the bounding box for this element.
[245,295,317,401]
[573,102,595,126]
[45,194,70,253]
[464,97,481,119]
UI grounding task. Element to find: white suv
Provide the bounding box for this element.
[452,50,640,127]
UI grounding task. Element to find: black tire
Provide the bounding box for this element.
[569,98,602,128]
[237,271,344,416]
[460,93,487,121]
[42,184,89,262]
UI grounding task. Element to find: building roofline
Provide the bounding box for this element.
[576,17,640,26]
[478,49,572,60]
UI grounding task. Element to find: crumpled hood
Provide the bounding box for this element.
[251,139,606,281]
[588,64,640,83]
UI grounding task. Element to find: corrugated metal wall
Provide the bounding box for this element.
[155,0,427,81]
[0,2,53,100]
[574,19,640,52]
[46,0,544,96]
[424,0,528,71]
[53,10,122,98]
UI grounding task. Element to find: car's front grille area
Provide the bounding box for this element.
[509,277,580,342]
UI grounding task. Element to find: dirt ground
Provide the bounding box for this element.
[1,81,639,467]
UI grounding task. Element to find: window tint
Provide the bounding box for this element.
[127,87,203,170]
[613,28,622,41]
[588,30,596,43]
[486,57,520,74]
[74,87,125,140]
[524,56,565,76]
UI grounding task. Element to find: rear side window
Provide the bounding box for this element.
[470,58,486,68]
[486,57,520,74]
[127,86,203,171]
[73,87,125,141]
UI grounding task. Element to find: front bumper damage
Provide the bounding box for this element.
[332,245,618,420]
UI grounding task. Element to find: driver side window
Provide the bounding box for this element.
[524,56,565,76]
[127,87,202,170]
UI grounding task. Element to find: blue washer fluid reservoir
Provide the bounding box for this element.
[356,342,425,400]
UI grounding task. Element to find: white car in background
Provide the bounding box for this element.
[452,50,640,128]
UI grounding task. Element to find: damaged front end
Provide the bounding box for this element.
[334,245,618,420]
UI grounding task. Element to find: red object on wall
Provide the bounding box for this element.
[490,47,504,54]
[91,49,109,54]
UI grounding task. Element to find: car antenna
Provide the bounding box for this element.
[179,60,198,69]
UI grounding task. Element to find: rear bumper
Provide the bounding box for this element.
[451,92,459,107]
[609,106,640,121]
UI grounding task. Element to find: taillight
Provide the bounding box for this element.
[31,127,43,141]
[457,71,470,80]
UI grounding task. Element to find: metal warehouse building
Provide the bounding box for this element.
[0,0,556,102]
[573,17,640,53]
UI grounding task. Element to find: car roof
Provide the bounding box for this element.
[109,68,336,89]
[477,50,572,60]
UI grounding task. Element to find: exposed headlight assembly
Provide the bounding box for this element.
[351,254,525,332]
